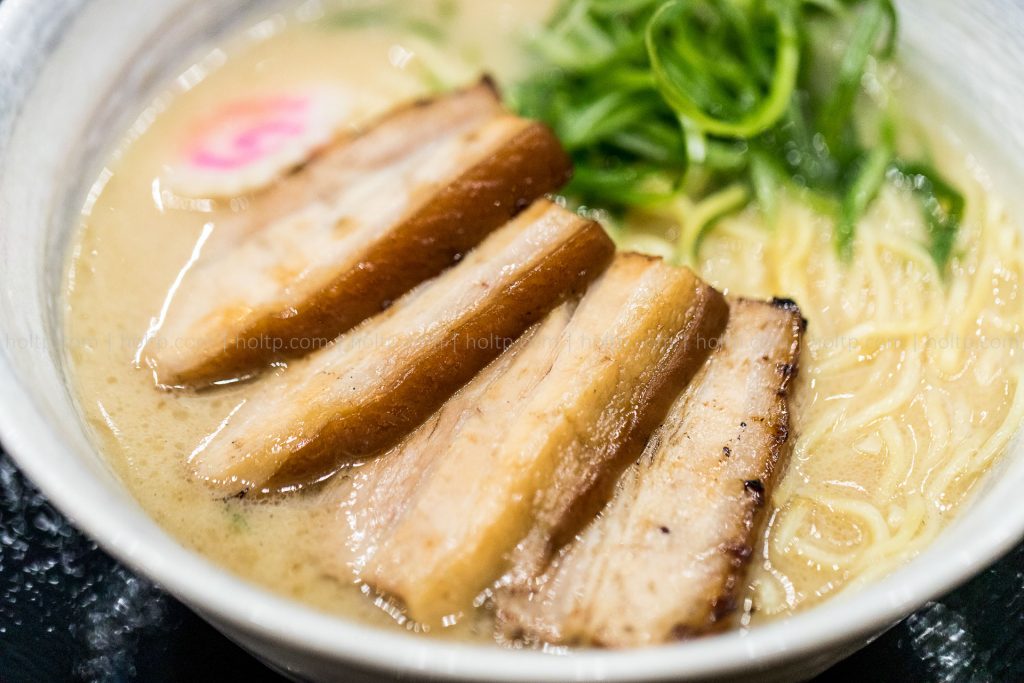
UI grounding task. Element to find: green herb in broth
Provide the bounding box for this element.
[325,0,453,43]
[227,506,250,533]
[511,0,965,268]
[891,161,966,269]
[324,0,485,94]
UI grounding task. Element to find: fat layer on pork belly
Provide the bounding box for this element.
[357,253,728,625]
[496,297,804,648]
[188,200,613,497]
[147,79,571,387]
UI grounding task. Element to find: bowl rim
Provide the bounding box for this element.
[2,0,1024,679]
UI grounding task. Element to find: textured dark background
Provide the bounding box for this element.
[0,449,1021,682]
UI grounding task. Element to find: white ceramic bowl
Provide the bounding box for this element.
[2,1,1024,680]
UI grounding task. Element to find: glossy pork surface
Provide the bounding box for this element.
[496,298,804,647]
[346,254,727,624]
[320,303,575,577]
[188,200,613,496]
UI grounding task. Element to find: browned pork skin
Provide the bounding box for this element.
[496,297,804,648]
[358,254,728,625]
[147,79,571,388]
[188,200,613,497]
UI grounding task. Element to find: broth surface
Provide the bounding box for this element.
[64,0,1024,642]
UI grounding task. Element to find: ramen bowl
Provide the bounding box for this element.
[1,0,1023,680]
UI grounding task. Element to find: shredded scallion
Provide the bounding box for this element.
[512,0,964,268]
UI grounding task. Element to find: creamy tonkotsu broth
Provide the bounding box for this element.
[64,0,1024,643]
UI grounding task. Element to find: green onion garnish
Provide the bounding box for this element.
[512,0,964,268]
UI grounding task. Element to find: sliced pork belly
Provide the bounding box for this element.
[148,80,571,387]
[321,303,575,576]
[188,200,613,497]
[360,254,728,625]
[496,298,804,648]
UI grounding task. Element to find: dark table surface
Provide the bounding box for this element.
[0,446,1021,683]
